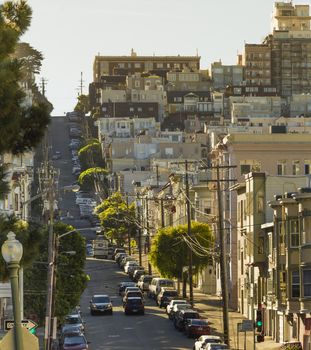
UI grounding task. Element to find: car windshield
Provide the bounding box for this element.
[176,304,191,310]
[191,319,208,326]
[164,291,178,297]
[65,316,81,324]
[126,292,142,297]
[159,280,174,287]
[93,296,110,303]
[210,345,228,350]
[64,336,86,345]
[144,276,153,282]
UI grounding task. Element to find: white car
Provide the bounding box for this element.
[137,275,153,291]
[124,261,139,274]
[166,299,188,315]
[204,343,229,350]
[193,335,222,350]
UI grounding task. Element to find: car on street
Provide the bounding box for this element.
[62,334,89,350]
[124,261,139,274]
[59,324,83,347]
[132,269,145,282]
[148,277,175,299]
[115,253,127,264]
[137,275,153,292]
[63,314,85,333]
[127,264,143,277]
[156,287,179,308]
[118,281,136,296]
[124,297,145,315]
[174,309,200,331]
[170,303,192,321]
[113,247,126,259]
[119,256,136,269]
[123,290,143,305]
[89,294,113,315]
[204,344,229,350]
[166,299,188,316]
[193,335,222,350]
[184,318,210,338]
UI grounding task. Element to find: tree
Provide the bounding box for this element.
[74,94,89,114]
[23,222,88,325]
[95,192,136,245]
[0,214,44,281]
[0,0,50,155]
[149,221,214,295]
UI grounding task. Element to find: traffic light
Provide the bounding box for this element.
[255,310,265,342]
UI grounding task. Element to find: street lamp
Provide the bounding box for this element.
[1,231,24,350]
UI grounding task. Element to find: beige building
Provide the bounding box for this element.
[211,61,244,89]
[210,132,311,310]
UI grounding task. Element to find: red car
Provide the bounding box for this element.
[184,318,210,338]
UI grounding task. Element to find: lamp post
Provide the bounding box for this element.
[1,231,24,350]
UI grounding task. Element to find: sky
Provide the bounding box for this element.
[17,0,304,116]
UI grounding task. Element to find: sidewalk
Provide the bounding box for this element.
[136,252,280,350]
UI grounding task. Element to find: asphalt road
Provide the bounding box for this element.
[81,258,194,350]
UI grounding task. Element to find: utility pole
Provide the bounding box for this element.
[185,160,194,307]
[125,193,131,255]
[40,77,47,96]
[171,160,197,306]
[78,71,84,96]
[145,198,152,275]
[199,163,236,347]
[216,165,230,347]
[136,195,142,266]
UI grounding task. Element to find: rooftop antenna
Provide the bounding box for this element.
[78,72,84,96]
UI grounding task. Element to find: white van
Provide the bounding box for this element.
[148,278,175,299]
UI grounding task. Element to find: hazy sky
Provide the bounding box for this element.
[19,0,297,115]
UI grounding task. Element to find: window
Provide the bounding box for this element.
[129,107,134,112]
[102,107,107,112]
[277,160,286,175]
[258,237,264,254]
[292,160,300,175]
[241,164,251,175]
[137,107,142,112]
[292,270,300,298]
[305,160,311,174]
[290,219,299,247]
[134,63,141,68]
[165,148,173,156]
[135,81,140,88]
[157,63,163,68]
[303,270,311,297]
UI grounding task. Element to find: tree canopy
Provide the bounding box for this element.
[0,0,50,155]
[149,221,214,280]
[95,192,136,245]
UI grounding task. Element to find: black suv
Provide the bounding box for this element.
[124,297,145,315]
[174,309,200,331]
[156,288,179,308]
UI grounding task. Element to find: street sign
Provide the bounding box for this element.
[4,319,38,332]
[130,239,137,248]
[241,319,254,332]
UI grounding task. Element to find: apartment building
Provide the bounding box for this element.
[166,70,211,91]
[211,61,244,89]
[210,132,311,310]
[265,187,311,347]
[93,50,200,82]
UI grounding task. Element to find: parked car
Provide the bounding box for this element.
[63,313,85,333]
[120,257,136,269]
[115,252,127,264]
[89,294,113,315]
[113,247,126,259]
[62,334,89,350]
[204,344,229,350]
[132,269,145,282]
[124,297,145,315]
[166,299,188,316]
[156,287,179,308]
[126,263,141,275]
[124,261,139,274]
[118,281,136,296]
[148,277,175,299]
[129,265,144,278]
[184,318,210,338]
[174,309,200,331]
[170,303,192,321]
[137,275,153,292]
[59,324,83,347]
[122,290,143,305]
[193,335,222,350]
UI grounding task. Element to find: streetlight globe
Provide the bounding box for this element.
[1,231,23,264]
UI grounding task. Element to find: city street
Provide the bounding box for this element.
[47,116,195,349]
[80,257,194,350]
